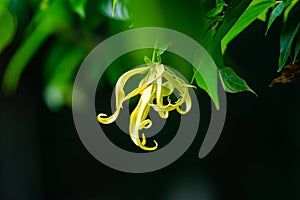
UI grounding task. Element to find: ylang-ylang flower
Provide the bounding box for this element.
[97,61,195,151]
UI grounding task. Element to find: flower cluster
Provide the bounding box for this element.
[97,63,195,151]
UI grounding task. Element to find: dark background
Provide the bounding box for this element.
[1,3,300,200]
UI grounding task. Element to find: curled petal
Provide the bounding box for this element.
[97,66,149,124]
[162,68,195,114]
[158,111,169,118]
[130,86,158,151]
[175,88,192,114]
[139,119,152,130]
[129,66,163,151]
[150,98,181,112]
[141,134,158,150]
[97,113,119,124]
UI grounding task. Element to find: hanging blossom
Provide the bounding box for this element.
[97,53,196,151]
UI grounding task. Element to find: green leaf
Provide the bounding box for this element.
[278,1,300,71]
[294,32,300,63]
[284,0,299,22]
[267,2,285,32]
[2,20,53,94]
[266,0,293,34]
[213,0,252,44]
[278,2,300,72]
[257,7,269,22]
[219,67,256,94]
[216,0,225,5]
[44,46,87,111]
[204,0,252,68]
[68,0,87,19]
[0,5,16,53]
[278,22,300,69]
[2,0,71,94]
[193,56,220,110]
[206,4,224,18]
[99,0,130,21]
[221,0,276,54]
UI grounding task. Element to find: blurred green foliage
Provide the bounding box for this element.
[0,2,16,53]
[0,0,299,111]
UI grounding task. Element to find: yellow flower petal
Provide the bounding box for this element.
[128,64,164,151]
[148,65,196,116]
[129,84,158,150]
[97,66,149,124]
[97,63,195,151]
[163,68,194,114]
[139,119,152,130]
